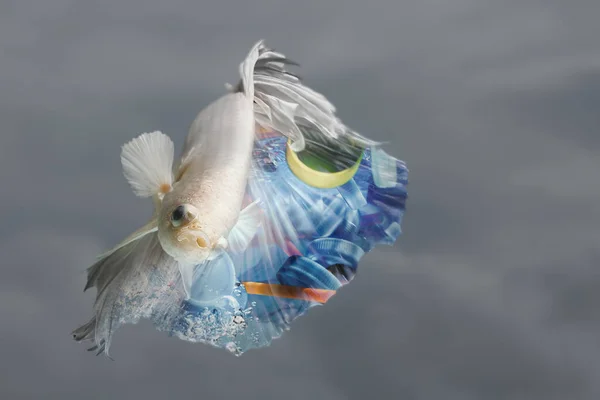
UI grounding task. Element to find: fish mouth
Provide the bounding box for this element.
[176,224,212,249]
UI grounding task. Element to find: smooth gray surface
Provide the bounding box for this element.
[1,1,599,399]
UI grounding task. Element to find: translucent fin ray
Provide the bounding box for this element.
[121,131,175,198]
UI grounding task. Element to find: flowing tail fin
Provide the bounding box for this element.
[236,40,381,153]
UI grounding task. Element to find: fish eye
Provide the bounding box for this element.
[170,205,186,227]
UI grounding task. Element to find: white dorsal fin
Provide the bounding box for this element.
[227,200,262,253]
[121,131,175,198]
[239,40,263,99]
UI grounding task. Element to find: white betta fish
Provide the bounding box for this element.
[74,40,409,357]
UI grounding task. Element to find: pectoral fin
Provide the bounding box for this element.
[216,237,229,250]
[227,200,262,253]
[121,131,175,199]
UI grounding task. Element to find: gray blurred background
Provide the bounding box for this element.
[1,1,600,399]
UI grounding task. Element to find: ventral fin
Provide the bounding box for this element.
[95,218,158,261]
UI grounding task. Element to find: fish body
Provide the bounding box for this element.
[159,92,256,264]
[73,40,409,357]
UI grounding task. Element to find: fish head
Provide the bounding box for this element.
[157,203,213,263]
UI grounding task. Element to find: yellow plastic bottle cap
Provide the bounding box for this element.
[286,140,363,189]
